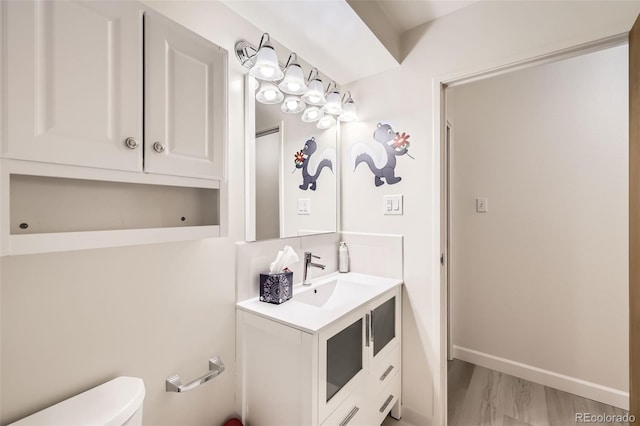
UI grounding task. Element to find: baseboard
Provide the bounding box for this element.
[453,345,629,410]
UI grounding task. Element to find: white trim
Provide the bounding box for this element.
[0,159,8,256]
[244,75,256,242]
[432,68,446,426]
[445,120,454,362]
[340,231,403,238]
[0,0,6,156]
[435,32,630,425]
[453,345,629,410]
[444,33,628,88]
[1,159,220,189]
[278,120,285,238]
[5,226,220,256]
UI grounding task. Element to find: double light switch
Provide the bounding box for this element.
[383,195,403,215]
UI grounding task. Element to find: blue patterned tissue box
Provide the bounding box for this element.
[259,271,293,304]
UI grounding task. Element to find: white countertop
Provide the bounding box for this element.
[236,272,403,333]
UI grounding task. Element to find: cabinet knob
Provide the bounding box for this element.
[153,142,166,153]
[124,137,139,149]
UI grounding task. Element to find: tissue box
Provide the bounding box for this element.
[259,271,293,304]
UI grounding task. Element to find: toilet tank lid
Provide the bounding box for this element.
[9,376,145,426]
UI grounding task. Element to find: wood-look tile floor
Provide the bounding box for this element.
[448,359,629,426]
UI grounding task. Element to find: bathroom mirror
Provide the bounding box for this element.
[245,75,338,241]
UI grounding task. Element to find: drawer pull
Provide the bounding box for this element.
[365,314,370,347]
[380,365,395,381]
[379,395,394,413]
[339,406,359,426]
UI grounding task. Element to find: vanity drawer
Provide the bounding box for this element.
[370,341,400,392]
[321,393,368,426]
[371,372,401,426]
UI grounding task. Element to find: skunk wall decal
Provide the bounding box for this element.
[294,137,336,191]
[349,123,413,187]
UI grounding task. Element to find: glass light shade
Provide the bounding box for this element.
[317,115,336,129]
[301,106,323,122]
[256,82,284,104]
[278,64,307,95]
[301,79,326,106]
[339,100,357,122]
[321,91,342,115]
[249,45,283,81]
[281,95,306,114]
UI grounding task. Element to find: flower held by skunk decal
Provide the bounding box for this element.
[293,137,336,191]
[349,123,413,186]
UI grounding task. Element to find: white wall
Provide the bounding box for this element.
[340,2,639,424]
[0,2,261,425]
[450,45,629,406]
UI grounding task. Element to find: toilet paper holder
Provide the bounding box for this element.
[165,356,225,393]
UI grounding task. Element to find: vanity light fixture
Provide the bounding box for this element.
[317,115,336,130]
[279,53,308,95]
[256,82,284,104]
[338,92,357,122]
[235,34,360,129]
[301,106,324,122]
[248,34,284,81]
[321,81,342,116]
[281,95,306,114]
[301,68,326,106]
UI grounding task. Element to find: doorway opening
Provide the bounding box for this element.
[441,40,630,425]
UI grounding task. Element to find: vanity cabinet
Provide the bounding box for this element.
[2,1,226,180]
[237,285,402,426]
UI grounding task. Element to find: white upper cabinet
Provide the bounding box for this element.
[144,11,226,180]
[1,2,227,181]
[3,1,143,172]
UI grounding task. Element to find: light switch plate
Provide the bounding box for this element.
[383,195,403,215]
[298,198,311,215]
[476,197,488,213]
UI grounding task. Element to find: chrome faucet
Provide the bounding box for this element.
[303,252,326,285]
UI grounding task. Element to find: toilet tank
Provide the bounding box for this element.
[9,376,145,426]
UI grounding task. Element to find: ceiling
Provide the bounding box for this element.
[222,0,479,85]
[374,0,480,33]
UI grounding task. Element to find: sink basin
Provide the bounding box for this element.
[295,278,371,308]
[295,280,339,307]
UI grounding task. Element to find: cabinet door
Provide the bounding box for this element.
[371,291,401,358]
[319,310,368,423]
[144,11,227,180]
[3,1,143,171]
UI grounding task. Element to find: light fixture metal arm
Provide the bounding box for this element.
[306,67,319,84]
[284,52,298,70]
[325,80,338,96]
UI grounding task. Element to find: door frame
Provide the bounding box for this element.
[435,32,629,424]
[629,14,640,418]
